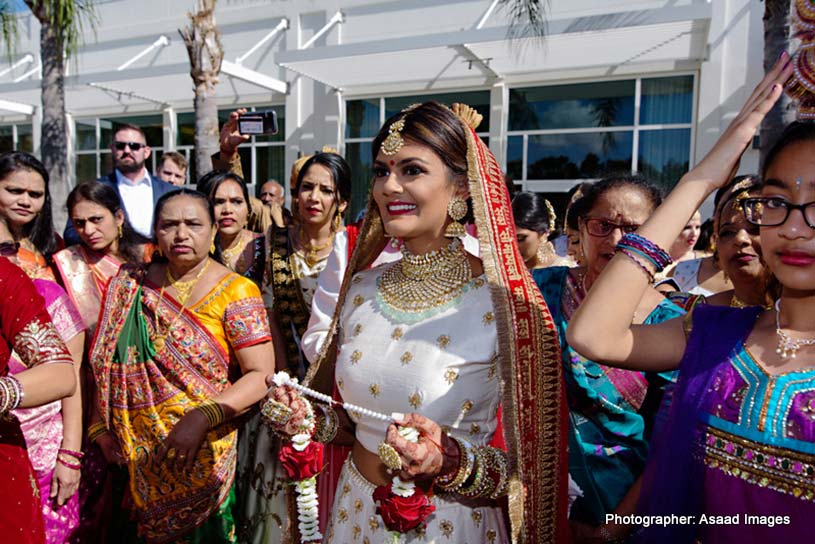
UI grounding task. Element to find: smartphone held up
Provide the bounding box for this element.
[238,110,279,136]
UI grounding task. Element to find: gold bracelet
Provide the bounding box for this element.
[436,436,475,492]
[458,448,487,497]
[482,446,509,498]
[196,399,225,429]
[87,422,109,443]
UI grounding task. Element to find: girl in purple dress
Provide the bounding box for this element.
[568,54,815,543]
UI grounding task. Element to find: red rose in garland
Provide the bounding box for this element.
[279,437,324,481]
[373,482,436,533]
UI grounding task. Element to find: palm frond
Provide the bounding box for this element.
[0,1,20,57]
[499,0,549,38]
[24,0,98,58]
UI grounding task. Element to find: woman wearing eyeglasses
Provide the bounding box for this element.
[567,55,815,542]
[531,175,684,543]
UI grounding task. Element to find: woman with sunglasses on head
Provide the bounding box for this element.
[0,152,89,542]
[567,55,815,542]
[532,174,684,543]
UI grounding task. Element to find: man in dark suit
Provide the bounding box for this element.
[64,123,176,246]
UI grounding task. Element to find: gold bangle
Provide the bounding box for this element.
[196,399,225,429]
[482,446,509,499]
[458,448,487,497]
[87,422,109,443]
[436,436,474,492]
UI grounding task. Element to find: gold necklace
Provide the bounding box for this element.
[220,231,247,272]
[298,227,334,267]
[153,259,211,353]
[377,238,472,315]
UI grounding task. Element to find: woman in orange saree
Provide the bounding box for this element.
[90,189,275,543]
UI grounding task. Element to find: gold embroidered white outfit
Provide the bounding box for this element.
[328,263,507,543]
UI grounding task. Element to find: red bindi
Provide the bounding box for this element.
[389,160,395,166]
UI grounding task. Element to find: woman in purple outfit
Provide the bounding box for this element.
[568,54,815,543]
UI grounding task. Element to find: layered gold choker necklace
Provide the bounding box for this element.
[377,238,472,317]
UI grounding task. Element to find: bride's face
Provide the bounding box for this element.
[372,141,462,253]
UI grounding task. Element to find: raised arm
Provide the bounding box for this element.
[567,53,793,372]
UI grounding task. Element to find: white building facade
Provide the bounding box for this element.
[0,0,765,218]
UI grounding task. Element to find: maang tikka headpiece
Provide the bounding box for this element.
[381,119,406,156]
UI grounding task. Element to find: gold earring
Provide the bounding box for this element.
[117,225,123,239]
[210,237,216,254]
[333,212,342,232]
[445,197,467,238]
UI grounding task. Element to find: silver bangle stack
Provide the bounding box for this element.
[0,375,24,414]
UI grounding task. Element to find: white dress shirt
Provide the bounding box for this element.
[116,169,154,237]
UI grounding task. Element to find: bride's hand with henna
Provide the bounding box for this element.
[263,376,310,436]
[385,413,459,482]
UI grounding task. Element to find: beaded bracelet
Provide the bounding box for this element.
[616,247,656,283]
[436,436,475,492]
[87,422,109,443]
[617,233,672,272]
[196,399,225,429]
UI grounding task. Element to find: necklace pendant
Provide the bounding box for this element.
[154,336,165,353]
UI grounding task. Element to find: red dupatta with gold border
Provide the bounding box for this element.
[305,114,568,543]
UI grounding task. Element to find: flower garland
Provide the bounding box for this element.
[270,373,324,542]
[373,426,436,540]
[269,373,436,539]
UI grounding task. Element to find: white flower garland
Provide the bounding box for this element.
[272,373,322,542]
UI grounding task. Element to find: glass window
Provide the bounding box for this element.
[100,114,163,147]
[640,76,693,125]
[507,135,523,181]
[638,128,691,190]
[345,141,373,220]
[527,132,634,179]
[0,126,13,153]
[76,154,97,184]
[509,81,635,131]
[75,120,96,151]
[255,145,285,189]
[17,125,33,153]
[346,99,380,139]
[385,91,490,129]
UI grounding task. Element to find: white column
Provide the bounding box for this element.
[489,80,508,169]
[162,106,176,150]
[31,106,42,156]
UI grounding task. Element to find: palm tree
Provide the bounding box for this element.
[760,0,794,167]
[0,1,97,226]
[180,0,223,182]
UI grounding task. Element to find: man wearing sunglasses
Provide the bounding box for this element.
[64,124,175,245]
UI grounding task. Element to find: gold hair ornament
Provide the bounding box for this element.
[381,119,406,156]
[543,199,557,232]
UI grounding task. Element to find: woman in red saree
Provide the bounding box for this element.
[0,256,76,543]
[90,189,275,543]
